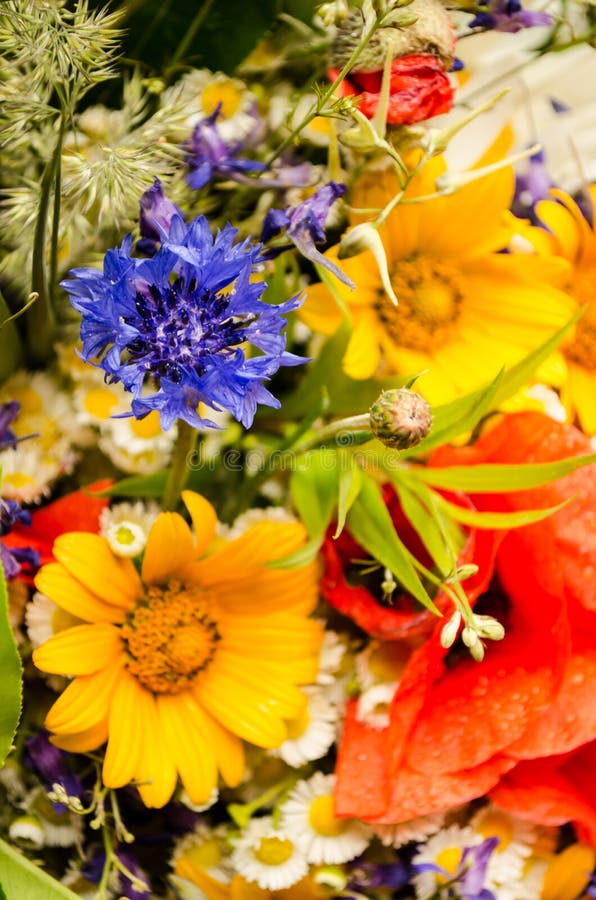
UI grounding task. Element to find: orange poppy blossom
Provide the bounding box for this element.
[334,412,596,842]
[522,185,596,433]
[300,157,575,404]
[32,491,323,808]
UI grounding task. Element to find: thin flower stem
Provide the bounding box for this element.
[291,414,372,455]
[162,420,199,511]
[169,0,215,68]
[49,117,65,308]
[267,13,381,165]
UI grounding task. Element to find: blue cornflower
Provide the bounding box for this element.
[261,182,354,287]
[186,106,312,190]
[61,196,304,431]
[469,0,551,31]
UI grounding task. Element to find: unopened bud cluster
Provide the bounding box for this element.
[441,609,505,662]
[369,387,432,450]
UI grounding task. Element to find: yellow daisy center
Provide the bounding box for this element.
[254,836,295,866]
[13,386,43,415]
[378,257,463,352]
[308,795,345,837]
[565,271,595,369]
[367,642,410,682]
[435,846,462,883]
[476,810,512,851]
[130,410,163,440]
[121,582,220,693]
[201,82,242,119]
[83,386,120,419]
[184,838,222,870]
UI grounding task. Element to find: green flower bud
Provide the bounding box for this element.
[369,388,432,450]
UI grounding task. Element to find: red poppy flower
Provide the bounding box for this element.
[330,54,454,126]
[335,413,596,836]
[3,480,111,573]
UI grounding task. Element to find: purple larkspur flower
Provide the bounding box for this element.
[61,197,304,431]
[0,496,38,580]
[470,0,551,32]
[512,149,553,223]
[0,401,19,451]
[25,730,83,813]
[82,845,151,899]
[186,106,312,190]
[347,861,412,892]
[138,178,183,255]
[414,836,499,900]
[261,182,353,287]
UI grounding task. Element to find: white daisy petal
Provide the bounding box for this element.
[231,816,308,890]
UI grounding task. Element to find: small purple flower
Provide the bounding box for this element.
[186,107,312,190]
[0,401,20,451]
[470,0,551,32]
[138,178,183,255]
[347,861,412,891]
[414,836,499,900]
[261,182,354,287]
[25,731,83,813]
[0,496,38,580]
[512,149,553,223]
[61,196,304,430]
[81,846,151,899]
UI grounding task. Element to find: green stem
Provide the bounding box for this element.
[267,12,381,165]
[291,413,371,455]
[27,118,64,366]
[162,420,199,511]
[0,289,24,379]
[168,0,215,68]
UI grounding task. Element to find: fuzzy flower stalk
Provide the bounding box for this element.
[61,181,304,432]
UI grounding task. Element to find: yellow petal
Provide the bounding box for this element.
[174,859,231,900]
[193,668,288,748]
[51,720,108,753]
[182,491,218,556]
[536,194,583,262]
[158,692,218,805]
[103,670,152,789]
[45,658,123,735]
[211,654,309,714]
[213,566,319,616]
[142,512,194,585]
[566,363,596,435]
[300,282,344,335]
[343,310,382,380]
[53,533,142,610]
[35,564,126,624]
[202,710,245,787]
[541,844,596,900]
[135,694,178,809]
[33,624,122,676]
[220,615,323,660]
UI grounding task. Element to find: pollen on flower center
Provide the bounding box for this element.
[435,846,462,881]
[308,795,345,837]
[253,836,295,866]
[377,257,463,352]
[121,582,220,693]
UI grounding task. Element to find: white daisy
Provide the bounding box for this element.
[355,640,411,692]
[356,682,397,730]
[221,506,297,540]
[178,787,219,814]
[73,379,128,428]
[412,824,487,900]
[0,442,74,504]
[98,411,175,474]
[373,811,447,848]
[272,685,339,768]
[9,814,45,848]
[27,788,83,847]
[280,773,371,865]
[231,816,308,890]
[317,630,347,686]
[99,501,160,558]
[172,822,232,883]
[161,69,259,143]
[25,592,83,649]
[471,806,542,899]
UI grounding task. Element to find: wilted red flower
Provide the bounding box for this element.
[330,54,454,126]
[334,413,596,842]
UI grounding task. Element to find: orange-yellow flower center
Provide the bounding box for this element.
[121,582,220,694]
[253,836,295,866]
[308,795,345,837]
[565,270,595,369]
[434,846,462,884]
[378,256,463,352]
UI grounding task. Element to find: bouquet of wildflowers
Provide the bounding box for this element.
[1,1,596,897]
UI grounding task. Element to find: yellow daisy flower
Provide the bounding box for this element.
[529,186,596,434]
[32,492,323,809]
[301,157,575,404]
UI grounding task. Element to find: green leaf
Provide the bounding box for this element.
[267,535,324,569]
[391,481,456,575]
[290,449,339,537]
[333,458,363,538]
[413,453,596,493]
[346,475,440,614]
[0,560,22,769]
[433,492,572,529]
[0,839,81,900]
[90,471,168,498]
[406,310,583,458]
